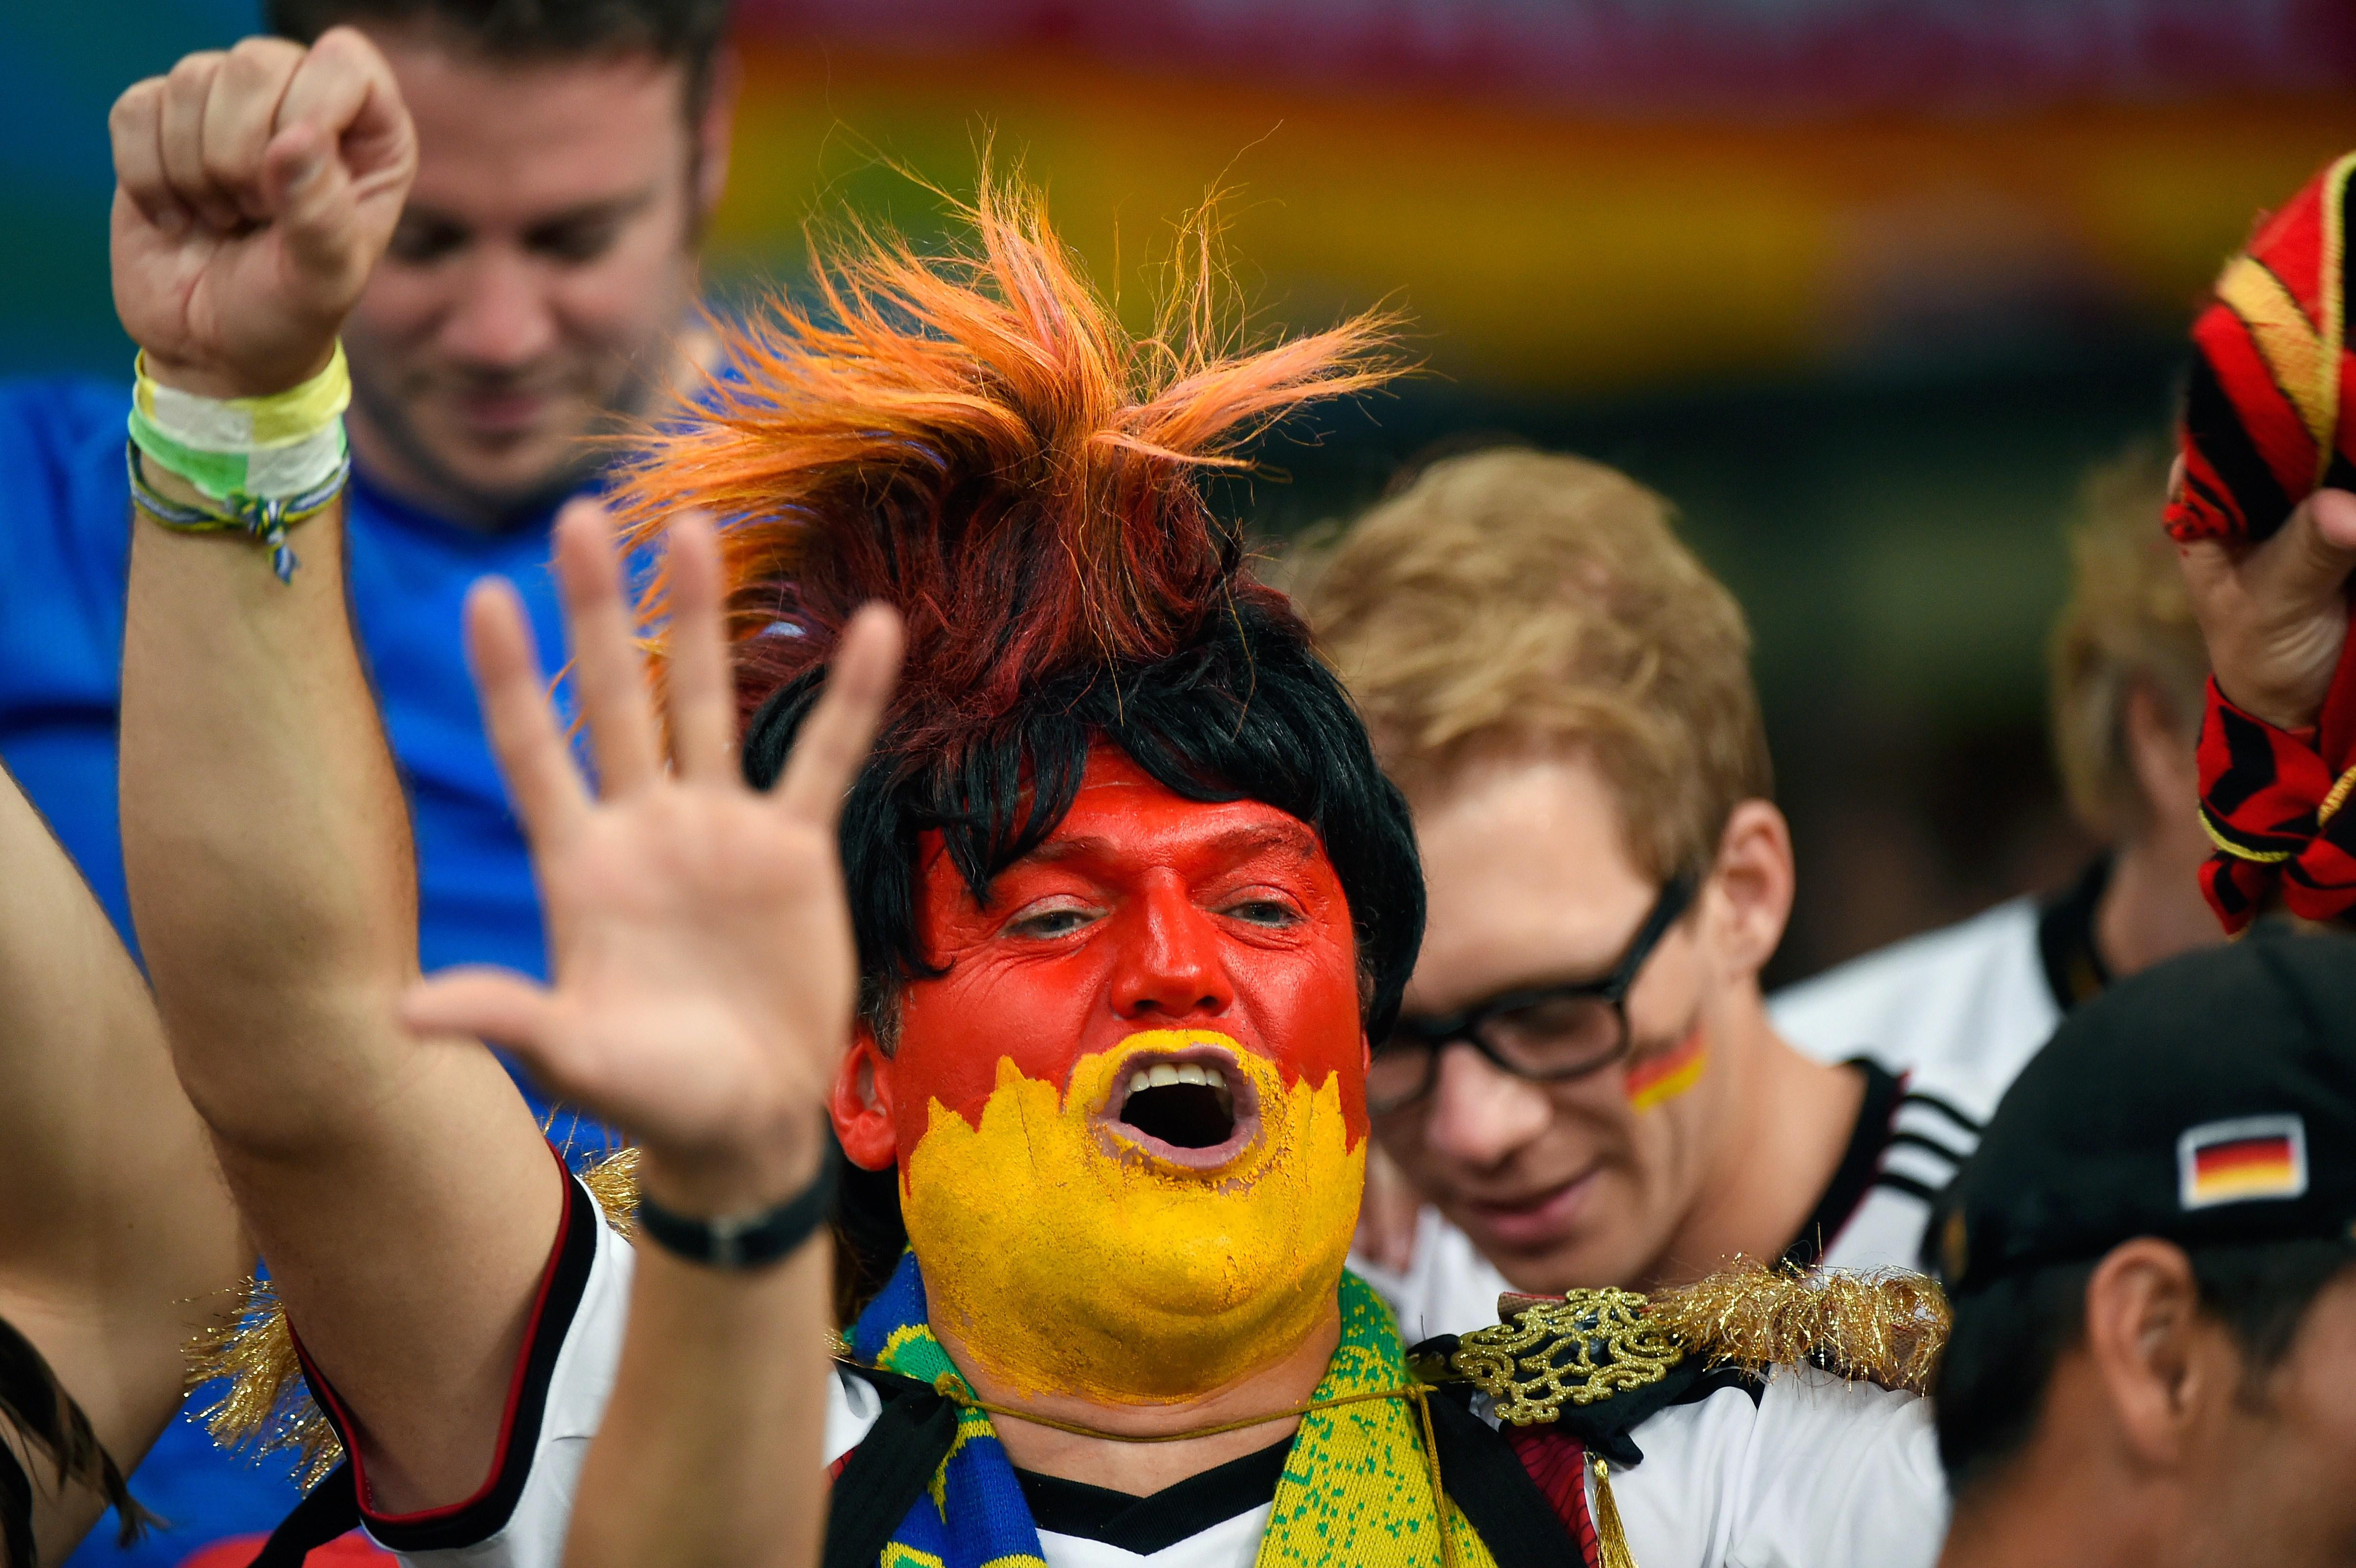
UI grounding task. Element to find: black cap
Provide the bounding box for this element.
[1935,930,2356,1295]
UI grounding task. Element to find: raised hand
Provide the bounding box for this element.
[109,28,415,398]
[2178,486,2356,731]
[402,501,903,1215]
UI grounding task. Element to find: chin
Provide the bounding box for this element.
[442,435,577,496]
[386,399,592,504]
[1487,1240,1643,1299]
[901,1033,1365,1404]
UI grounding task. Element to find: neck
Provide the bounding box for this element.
[934,1305,1343,1497]
[1640,987,1864,1291]
[1937,1465,2164,1568]
[2093,837,2217,981]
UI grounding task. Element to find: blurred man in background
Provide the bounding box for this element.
[11,1,736,1558]
[1308,447,1951,1339]
[1932,933,2356,1568]
[1773,445,2221,1203]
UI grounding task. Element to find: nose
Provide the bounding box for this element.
[439,245,559,371]
[1108,872,1235,1022]
[1422,1041,1555,1170]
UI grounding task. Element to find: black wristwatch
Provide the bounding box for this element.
[635,1152,839,1271]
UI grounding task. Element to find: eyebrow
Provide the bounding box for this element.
[1027,820,1319,868]
[400,186,662,238]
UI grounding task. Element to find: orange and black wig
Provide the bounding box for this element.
[612,176,1422,1038]
[610,180,1421,1289]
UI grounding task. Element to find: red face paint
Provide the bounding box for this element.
[883,746,1368,1170]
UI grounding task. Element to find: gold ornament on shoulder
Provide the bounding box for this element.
[1449,1287,1683,1427]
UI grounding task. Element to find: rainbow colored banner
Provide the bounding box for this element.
[709,3,2356,392]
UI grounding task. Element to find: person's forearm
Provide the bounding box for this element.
[122,466,565,1513]
[566,1186,833,1568]
[122,503,431,1144]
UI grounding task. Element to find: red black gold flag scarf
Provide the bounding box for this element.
[2169,152,2356,931]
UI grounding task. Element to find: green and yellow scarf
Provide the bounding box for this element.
[848,1252,1496,1568]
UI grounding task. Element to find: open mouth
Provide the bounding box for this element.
[1099,1043,1262,1170]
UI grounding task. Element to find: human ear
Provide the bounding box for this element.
[2122,681,2200,835]
[1700,798,1794,978]
[691,45,738,223]
[2083,1237,2219,1467]
[829,1027,898,1171]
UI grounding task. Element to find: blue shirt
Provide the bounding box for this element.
[0,377,575,1567]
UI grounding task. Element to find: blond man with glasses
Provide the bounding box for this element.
[1306,447,1938,1340]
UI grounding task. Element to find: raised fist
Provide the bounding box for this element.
[109,28,415,400]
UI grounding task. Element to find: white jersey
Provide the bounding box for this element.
[318,1176,1946,1568]
[1771,894,2062,1102]
[1770,887,2088,1220]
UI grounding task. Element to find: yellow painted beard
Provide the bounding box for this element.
[900,1028,1365,1405]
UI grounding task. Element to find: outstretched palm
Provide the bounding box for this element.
[404,501,903,1209]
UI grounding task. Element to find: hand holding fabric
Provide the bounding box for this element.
[2178,487,2356,732]
[2167,150,2356,929]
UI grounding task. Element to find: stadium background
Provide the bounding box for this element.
[7,0,2354,976]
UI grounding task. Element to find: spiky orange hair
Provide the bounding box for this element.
[609,175,1401,752]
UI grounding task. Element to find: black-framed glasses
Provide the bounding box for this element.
[1367,874,1697,1115]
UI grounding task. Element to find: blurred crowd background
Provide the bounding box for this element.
[9,0,2355,980]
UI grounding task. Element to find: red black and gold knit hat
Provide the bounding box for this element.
[2171,153,2356,933]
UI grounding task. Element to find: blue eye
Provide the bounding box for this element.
[1226,900,1299,928]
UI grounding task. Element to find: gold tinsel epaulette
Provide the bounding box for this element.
[184,1273,341,1488]
[1444,1260,1951,1428]
[186,1145,643,1485]
[578,1145,642,1237]
[1647,1259,1949,1395]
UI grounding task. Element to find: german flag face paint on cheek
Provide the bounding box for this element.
[901,1029,1365,1404]
[1625,1024,1707,1114]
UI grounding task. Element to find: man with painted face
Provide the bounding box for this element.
[109,41,1947,1568]
[1306,451,1967,1340]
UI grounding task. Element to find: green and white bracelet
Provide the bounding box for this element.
[125,345,352,582]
